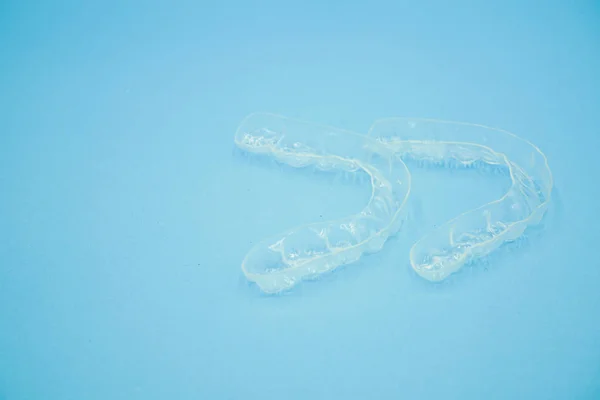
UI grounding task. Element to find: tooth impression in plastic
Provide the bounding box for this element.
[234,113,553,293]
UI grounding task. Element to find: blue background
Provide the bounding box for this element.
[1,1,599,399]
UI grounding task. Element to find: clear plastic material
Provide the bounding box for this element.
[234,113,411,293]
[234,113,553,293]
[367,118,553,282]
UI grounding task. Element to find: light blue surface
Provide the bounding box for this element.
[1,1,599,399]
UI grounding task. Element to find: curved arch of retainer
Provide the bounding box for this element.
[234,113,553,294]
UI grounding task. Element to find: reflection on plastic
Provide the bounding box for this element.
[234,113,553,293]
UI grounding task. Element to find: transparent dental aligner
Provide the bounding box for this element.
[368,118,553,282]
[234,113,412,293]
